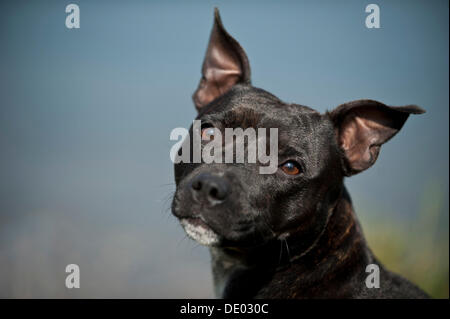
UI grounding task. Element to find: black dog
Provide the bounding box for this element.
[171,9,428,298]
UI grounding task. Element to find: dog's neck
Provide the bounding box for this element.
[210,186,373,298]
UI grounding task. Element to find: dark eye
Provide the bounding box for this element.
[280,161,302,175]
[201,125,217,141]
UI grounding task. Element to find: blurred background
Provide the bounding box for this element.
[0,0,448,298]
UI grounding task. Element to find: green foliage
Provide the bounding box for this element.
[359,180,449,298]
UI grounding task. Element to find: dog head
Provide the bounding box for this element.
[171,9,424,250]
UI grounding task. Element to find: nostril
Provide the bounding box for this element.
[192,180,202,191]
[209,184,227,201]
[209,187,218,199]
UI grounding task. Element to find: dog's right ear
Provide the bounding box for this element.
[192,8,251,111]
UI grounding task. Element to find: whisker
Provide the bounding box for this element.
[176,234,189,247]
[278,239,284,265]
[160,191,175,216]
[159,182,176,187]
[284,238,291,261]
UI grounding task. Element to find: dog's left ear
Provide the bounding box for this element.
[192,8,251,111]
[329,99,425,176]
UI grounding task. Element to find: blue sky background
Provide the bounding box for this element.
[0,0,448,297]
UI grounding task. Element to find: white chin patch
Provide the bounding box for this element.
[180,219,220,246]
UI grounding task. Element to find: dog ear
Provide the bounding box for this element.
[329,99,425,176]
[192,8,251,111]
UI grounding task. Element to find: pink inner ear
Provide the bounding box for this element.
[195,40,243,108]
[204,49,242,95]
[194,70,241,109]
[339,109,399,173]
[209,46,242,75]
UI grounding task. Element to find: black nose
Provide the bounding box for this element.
[190,173,230,204]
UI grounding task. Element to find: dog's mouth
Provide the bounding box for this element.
[180,217,220,246]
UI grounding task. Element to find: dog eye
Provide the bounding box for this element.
[280,161,301,175]
[201,126,217,141]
